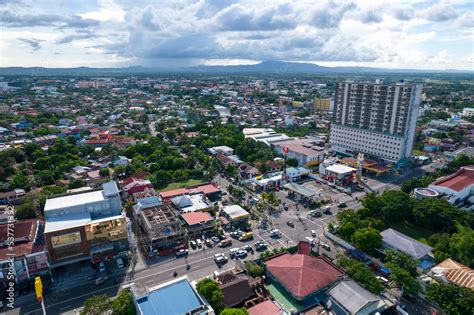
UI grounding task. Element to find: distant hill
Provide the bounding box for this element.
[0,61,471,76]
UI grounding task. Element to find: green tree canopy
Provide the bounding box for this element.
[352,227,382,253]
[111,290,136,315]
[426,283,474,315]
[385,263,420,296]
[9,170,30,191]
[220,308,249,315]
[196,278,224,312]
[338,257,384,294]
[81,294,111,315]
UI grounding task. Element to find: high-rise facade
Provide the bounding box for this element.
[329,81,422,163]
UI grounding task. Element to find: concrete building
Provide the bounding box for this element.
[330,81,422,163]
[43,181,129,267]
[273,138,325,167]
[135,203,186,256]
[429,166,474,206]
[462,107,474,117]
[133,276,214,314]
[314,98,331,111]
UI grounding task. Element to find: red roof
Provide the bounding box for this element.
[160,188,188,199]
[160,184,220,199]
[264,253,344,299]
[433,166,474,192]
[181,211,214,226]
[248,300,281,315]
[0,219,45,260]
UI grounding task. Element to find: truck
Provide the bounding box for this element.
[218,238,232,247]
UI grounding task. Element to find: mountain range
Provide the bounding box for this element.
[0,61,471,76]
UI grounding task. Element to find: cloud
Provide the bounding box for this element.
[18,38,44,51]
[0,11,100,28]
[56,31,97,44]
[423,3,459,22]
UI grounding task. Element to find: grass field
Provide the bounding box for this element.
[159,178,205,192]
[389,221,434,245]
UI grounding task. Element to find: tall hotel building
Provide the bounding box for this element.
[329,80,422,163]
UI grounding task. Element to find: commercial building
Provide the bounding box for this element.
[159,184,221,202]
[133,276,214,314]
[263,243,344,312]
[220,205,250,229]
[0,219,49,288]
[429,166,474,207]
[43,181,129,267]
[273,138,325,167]
[180,211,215,236]
[243,128,291,146]
[330,81,422,163]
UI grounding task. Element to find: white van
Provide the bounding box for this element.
[116,258,124,269]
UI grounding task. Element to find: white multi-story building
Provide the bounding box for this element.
[329,81,422,163]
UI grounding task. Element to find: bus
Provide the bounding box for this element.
[239,231,254,241]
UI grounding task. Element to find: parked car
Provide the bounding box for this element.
[304,236,315,245]
[176,249,189,257]
[242,245,253,252]
[311,230,317,237]
[287,221,295,228]
[229,248,239,258]
[196,239,202,247]
[255,242,267,251]
[116,258,124,269]
[98,262,106,273]
[321,243,331,251]
[236,250,247,258]
[211,236,220,243]
[269,229,280,237]
[219,238,232,247]
[214,253,228,265]
[322,206,332,214]
[205,239,213,247]
[190,240,197,248]
[338,202,347,208]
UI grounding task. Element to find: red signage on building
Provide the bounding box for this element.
[284,147,289,155]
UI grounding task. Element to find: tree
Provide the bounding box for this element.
[15,200,36,220]
[111,290,136,315]
[385,263,420,296]
[286,158,298,167]
[245,261,264,278]
[429,225,474,267]
[352,227,382,253]
[68,179,85,189]
[426,283,474,315]
[384,250,418,276]
[220,308,249,315]
[9,170,30,191]
[338,257,384,294]
[99,168,110,178]
[81,294,111,315]
[196,278,224,312]
[379,190,413,222]
[412,198,462,232]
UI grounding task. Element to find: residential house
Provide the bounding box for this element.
[380,228,434,269]
[327,279,388,315]
[430,258,473,290]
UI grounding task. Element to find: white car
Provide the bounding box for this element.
[269,229,280,237]
[236,250,247,258]
[196,239,202,247]
[116,258,124,269]
[304,236,315,245]
[321,243,331,251]
[229,248,239,258]
[98,262,106,273]
[311,230,317,237]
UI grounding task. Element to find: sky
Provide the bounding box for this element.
[0,0,473,70]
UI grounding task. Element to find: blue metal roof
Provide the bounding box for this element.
[136,279,207,315]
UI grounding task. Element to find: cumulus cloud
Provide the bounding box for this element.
[1,0,473,69]
[0,11,100,28]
